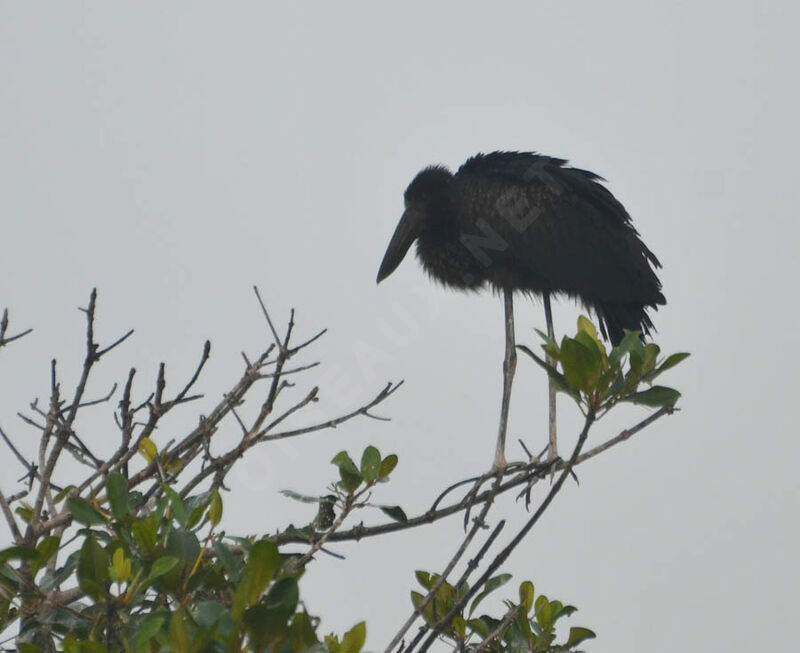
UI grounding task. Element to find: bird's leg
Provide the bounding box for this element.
[493,288,517,471]
[543,292,558,462]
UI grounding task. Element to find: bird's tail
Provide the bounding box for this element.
[595,302,656,346]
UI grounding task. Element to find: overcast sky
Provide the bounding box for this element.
[1,3,798,652]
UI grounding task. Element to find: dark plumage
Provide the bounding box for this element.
[377,151,665,344]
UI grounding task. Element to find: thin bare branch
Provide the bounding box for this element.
[264,387,319,432]
[0,490,22,542]
[95,328,134,359]
[260,381,403,442]
[253,285,283,349]
[576,405,675,464]
[59,382,118,416]
[289,328,327,354]
[0,425,36,476]
[257,361,320,379]
[0,308,33,349]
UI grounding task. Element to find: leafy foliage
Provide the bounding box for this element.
[0,467,369,652]
[1,298,689,653]
[519,316,689,413]
[411,570,595,651]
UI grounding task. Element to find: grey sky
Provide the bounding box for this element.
[1,2,798,651]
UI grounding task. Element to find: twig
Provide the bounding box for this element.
[259,381,403,442]
[0,490,22,542]
[59,383,118,415]
[265,387,319,432]
[0,308,33,349]
[576,405,675,464]
[0,425,39,478]
[253,286,283,349]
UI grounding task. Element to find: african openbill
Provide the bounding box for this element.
[377,151,665,468]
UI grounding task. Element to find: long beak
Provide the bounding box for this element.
[377,210,419,283]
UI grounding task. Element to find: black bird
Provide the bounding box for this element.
[377,151,664,343]
[377,151,665,467]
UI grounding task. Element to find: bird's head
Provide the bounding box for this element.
[377,165,452,283]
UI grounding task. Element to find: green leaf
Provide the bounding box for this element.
[266,577,300,617]
[658,352,690,372]
[535,595,553,631]
[642,343,660,377]
[15,503,34,523]
[168,606,191,653]
[414,570,432,589]
[608,330,642,368]
[410,590,427,616]
[194,600,228,628]
[332,451,362,492]
[379,505,408,523]
[467,618,490,639]
[232,540,281,619]
[166,529,201,562]
[469,573,512,616]
[560,337,602,393]
[213,540,243,580]
[646,352,691,382]
[289,610,319,648]
[517,345,579,401]
[161,484,187,527]
[18,644,42,653]
[574,330,606,365]
[452,615,467,640]
[0,545,38,565]
[106,472,129,520]
[138,437,157,462]
[554,603,578,621]
[66,496,107,526]
[577,315,603,351]
[360,446,382,483]
[622,385,681,407]
[378,454,398,479]
[63,635,106,653]
[31,535,61,576]
[53,485,77,504]
[134,613,166,652]
[534,328,560,355]
[208,488,223,527]
[339,621,366,653]
[340,470,362,492]
[519,580,534,614]
[331,451,359,475]
[148,556,179,580]
[566,626,596,646]
[131,515,159,554]
[111,547,131,583]
[77,534,110,599]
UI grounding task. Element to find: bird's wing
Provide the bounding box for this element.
[453,152,663,304]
